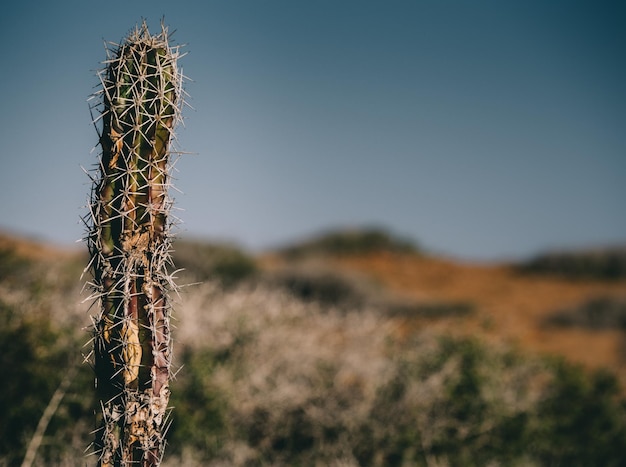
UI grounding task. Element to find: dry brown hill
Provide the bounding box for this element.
[260,228,626,388]
[334,253,626,380]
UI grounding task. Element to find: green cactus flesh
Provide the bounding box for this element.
[86,22,183,467]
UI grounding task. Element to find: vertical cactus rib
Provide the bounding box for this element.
[85,21,184,467]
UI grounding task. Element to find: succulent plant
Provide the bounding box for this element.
[84,21,185,466]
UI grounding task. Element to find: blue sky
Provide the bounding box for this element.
[0,0,624,260]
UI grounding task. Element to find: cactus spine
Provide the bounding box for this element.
[85,21,184,466]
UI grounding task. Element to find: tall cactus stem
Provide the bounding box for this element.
[84,21,185,467]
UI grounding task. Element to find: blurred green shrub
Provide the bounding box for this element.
[353,338,530,465]
[353,338,626,466]
[0,299,93,466]
[0,246,31,282]
[167,348,229,460]
[271,268,368,308]
[530,361,626,466]
[545,296,626,330]
[388,300,475,319]
[516,248,626,280]
[280,227,419,259]
[172,239,258,287]
[167,327,626,466]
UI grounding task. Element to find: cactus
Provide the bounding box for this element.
[84,21,184,466]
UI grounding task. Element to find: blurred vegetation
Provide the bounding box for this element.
[280,227,419,259]
[544,296,626,330]
[516,247,626,280]
[387,300,475,319]
[2,232,626,466]
[0,245,31,282]
[269,264,476,319]
[531,361,626,466]
[270,267,370,309]
[167,348,229,460]
[0,298,93,466]
[164,329,626,466]
[172,238,257,287]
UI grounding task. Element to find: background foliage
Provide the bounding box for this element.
[2,230,626,466]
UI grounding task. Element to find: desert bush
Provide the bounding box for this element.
[167,348,230,460]
[0,299,93,466]
[544,296,626,330]
[529,361,626,466]
[0,245,31,282]
[356,340,626,466]
[167,281,391,465]
[270,265,475,319]
[172,239,258,287]
[280,227,418,259]
[351,337,546,466]
[270,267,371,309]
[516,248,626,280]
[166,282,626,466]
[387,300,475,319]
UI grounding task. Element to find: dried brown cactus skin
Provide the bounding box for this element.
[85,21,184,467]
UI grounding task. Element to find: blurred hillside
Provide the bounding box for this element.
[269,230,626,384]
[1,228,626,466]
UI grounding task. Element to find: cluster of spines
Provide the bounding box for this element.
[82,21,186,467]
